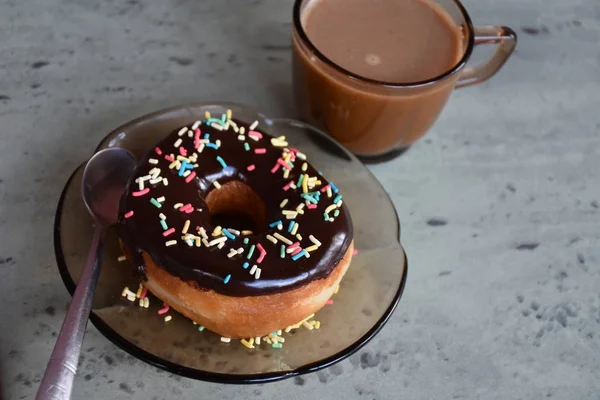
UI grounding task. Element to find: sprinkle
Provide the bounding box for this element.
[150,198,162,208]
[320,184,330,193]
[280,245,286,258]
[305,244,320,253]
[163,228,175,237]
[182,220,191,234]
[216,156,227,168]
[301,162,308,172]
[326,299,333,305]
[277,158,292,170]
[222,229,236,240]
[290,247,302,256]
[220,337,231,343]
[333,194,343,204]
[158,304,170,315]
[296,203,305,214]
[174,138,183,148]
[247,244,256,259]
[282,181,293,191]
[309,235,321,246]
[307,204,318,209]
[242,262,250,269]
[241,339,254,349]
[248,130,263,139]
[269,220,282,228]
[270,163,280,174]
[249,264,257,275]
[314,321,321,329]
[334,209,340,217]
[197,325,205,332]
[282,210,297,216]
[117,255,127,262]
[272,343,283,349]
[139,287,147,299]
[162,315,172,322]
[174,203,183,209]
[266,234,277,244]
[208,236,228,246]
[273,233,292,245]
[256,243,266,263]
[185,171,196,183]
[302,321,314,330]
[223,274,231,284]
[238,135,245,141]
[302,175,309,193]
[255,336,261,345]
[254,268,261,279]
[132,188,150,197]
[217,242,225,249]
[297,174,305,188]
[287,221,295,233]
[353,249,359,256]
[254,148,267,154]
[283,169,290,179]
[163,178,169,186]
[244,143,250,151]
[301,194,318,204]
[334,285,340,294]
[296,233,302,241]
[249,120,259,130]
[325,204,337,215]
[204,111,211,119]
[213,180,222,189]
[290,182,297,190]
[271,136,288,147]
[279,199,289,209]
[284,212,298,220]
[183,170,191,178]
[160,220,168,230]
[292,250,308,261]
[124,210,134,219]
[212,226,223,236]
[165,154,175,162]
[291,222,299,236]
[211,122,224,130]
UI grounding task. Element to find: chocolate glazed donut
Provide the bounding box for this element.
[118,112,353,338]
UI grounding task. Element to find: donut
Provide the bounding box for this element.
[117,111,354,339]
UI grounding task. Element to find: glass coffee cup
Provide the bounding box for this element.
[292,0,517,161]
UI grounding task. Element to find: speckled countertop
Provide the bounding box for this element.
[1,0,599,399]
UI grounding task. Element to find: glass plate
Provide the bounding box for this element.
[54,103,407,384]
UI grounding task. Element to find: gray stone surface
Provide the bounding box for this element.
[1,0,599,398]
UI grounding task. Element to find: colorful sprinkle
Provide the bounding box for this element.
[213,180,222,189]
[266,234,277,244]
[280,245,285,258]
[292,250,308,261]
[132,188,150,197]
[333,194,343,204]
[220,337,231,343]
[163,228,175,237]
[269,220,282,228]
[160,219,168,230]
[249,120,259,130]
[206,142,218,150]
[274,232,292,245]
[222,229,236,240]
[244,142,250,151]
[216,156,227,168]
[197,325,205,332]
[272,343,283,349]
[247,244,256,259]
[155,147,163,155]
[164,315,172,322]
[158,304,170,315]
[185,171,196,183]
[353,249,359,256]
[247,164,256,171]
[150,198,162,208]
[124,210,134,218]
[256,243,266,263]
[249,264,257,275]
[254,148,267,154]
[117,255,127,262]
[223,274,231,284]
[242,262,250,269]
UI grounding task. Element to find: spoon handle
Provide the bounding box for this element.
[36,226,104,400]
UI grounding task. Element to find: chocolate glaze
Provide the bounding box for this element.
[117,117,353,297]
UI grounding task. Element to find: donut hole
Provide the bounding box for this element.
[205,180,267,233]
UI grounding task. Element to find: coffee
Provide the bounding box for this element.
[292,0,466,156]
[303,0,462,83]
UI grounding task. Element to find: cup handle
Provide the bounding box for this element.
[456,26,517,88]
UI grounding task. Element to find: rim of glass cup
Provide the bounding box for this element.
[292,0,476,89]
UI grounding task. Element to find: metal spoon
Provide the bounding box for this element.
[37,148,136,400]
